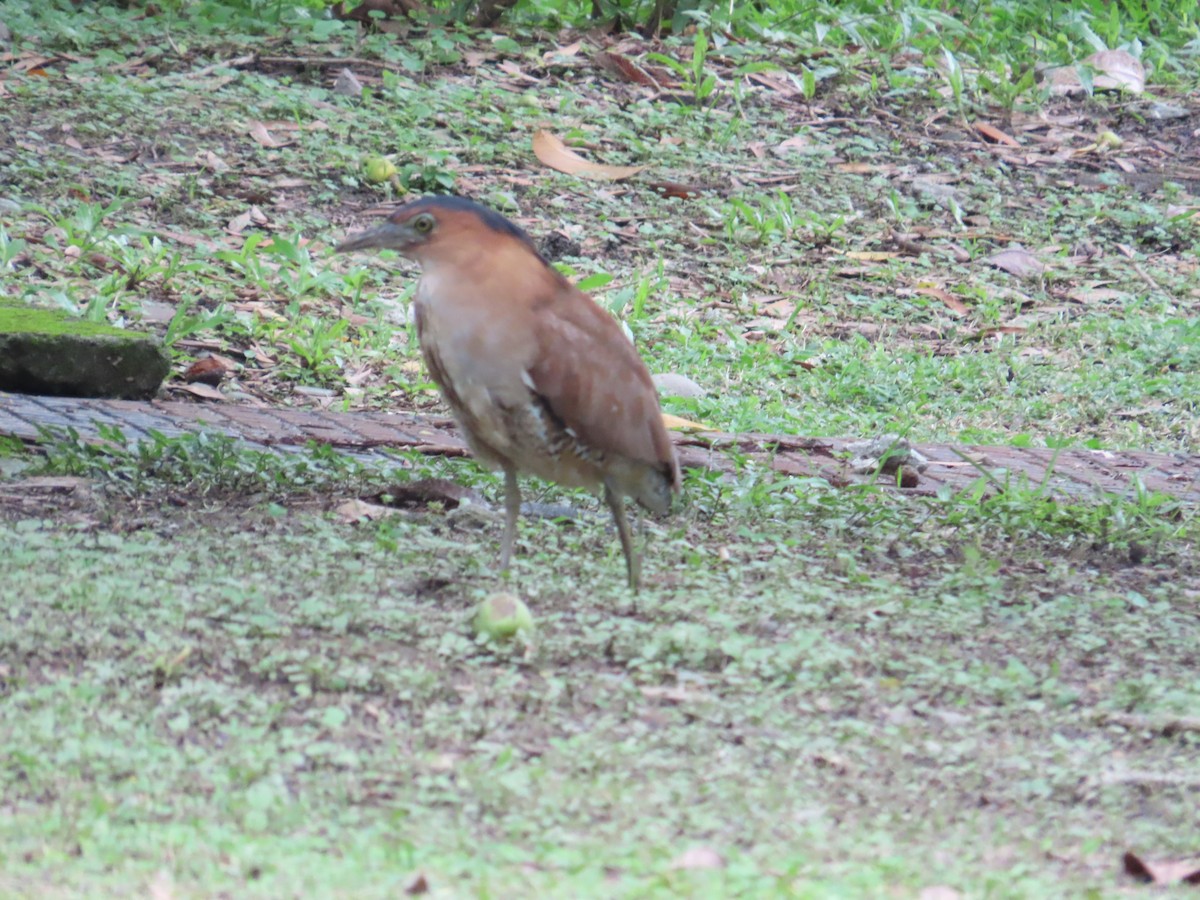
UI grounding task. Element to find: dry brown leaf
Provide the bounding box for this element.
[404,871,430,895]
[148,869,176,900]
[1166,205,1200,221]
[915,287,969,317]
[371,478,484,510]
[543,40,582,62]
[1046,50,1146,97]
[532,130,645,181]
[593,50,659,87]
[669,846,726,871]
[1067,286,1129,304]
[640,685,712,703]
[845,250,900,262]
[662,413,710,432]
[916,888,964,900]
[835,162,886,174]
[227,211,252,235]
[7,54,55,74]
[649,181,703,199]
[335,499,399,523]
[498,60,539,83]
[200,150,229,172]
[462,50,495,67]
[773,135,810,155]
[974,121,1019,146]
[247,120,285,148]
[985,246,1045,278]
[760,298,795,319]
[172,383,227,401]
[971,325,1027,341]
[333,67,363,97]
[152,228,222,248]
[1045,65,1085,96]
[1087,49,1146,94]
[746,70,798,96]
[1123,850,1200,885]
[234,301,286,321]
[652,373,704,398]
[918,888,962,900]
[182,356,232,386]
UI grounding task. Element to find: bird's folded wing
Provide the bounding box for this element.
[527,292,674,473]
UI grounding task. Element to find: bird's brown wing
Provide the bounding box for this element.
[526,288,678,483]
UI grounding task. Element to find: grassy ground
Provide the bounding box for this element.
[2,0,1200,896]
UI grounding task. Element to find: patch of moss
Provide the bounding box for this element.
[0,305,133,339]
[0,303,169,399]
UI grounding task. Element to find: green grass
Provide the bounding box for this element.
[1,0,1197,448]
[1,481,1198,896]
[2,0,1200,894]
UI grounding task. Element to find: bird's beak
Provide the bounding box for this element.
[335,221,414,254]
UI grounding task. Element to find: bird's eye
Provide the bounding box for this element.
[412,214,435,235]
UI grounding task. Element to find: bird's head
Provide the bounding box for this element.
[335,195,542,267]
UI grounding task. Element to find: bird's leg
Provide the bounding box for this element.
[603,482,640,593]
[500,466,522,573]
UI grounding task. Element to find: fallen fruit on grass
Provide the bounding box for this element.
[364,156,398,183]
[474,592,534,640]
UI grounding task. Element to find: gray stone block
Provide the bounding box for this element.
[0,305,169,399]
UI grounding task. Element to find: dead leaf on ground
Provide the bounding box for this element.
[183,355,235,386]
[746,70,799,96]
[970,325,1027,341]
[915,286,970,317]
[985,246,1045,278]
[835,161,892,174]
[147,869,176,900]
[649,181,703,199]
[1067,286,1130,304]
[199,150,229,172]
[335,498,401,523]
[593,50,659,87]
[372,478,485,510]
[640,685,712,704]
[532,130,645,181]
[758,297,795,319]
[974,121,1019,146]
[1088,49,1146,93]
[543,40,582,63]
[498,60,540,83]
[404,871,430,895]
[662,412,710,433]
[652,373,705,398]
[227,211,253,236]
[333,67,363,96]
[1122,850,1200,885]
[773,134,811,155]
[1047,49,1146,96]
[845,250,901,262]
[247,120,287,148]
[171,382,227,401]
[226,206,269,236]
[918,888,962,900]
[669,846,726,871]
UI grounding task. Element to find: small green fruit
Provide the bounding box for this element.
[364,156,398,183]
[474,592,534,641]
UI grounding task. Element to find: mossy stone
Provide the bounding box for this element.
[0,305,170,399]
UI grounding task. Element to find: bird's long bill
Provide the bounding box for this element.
[334,221,408,254]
